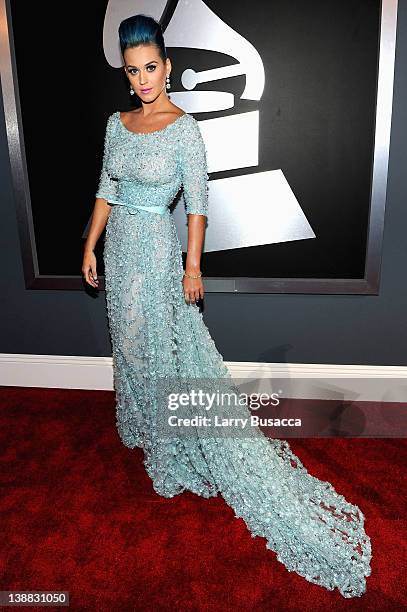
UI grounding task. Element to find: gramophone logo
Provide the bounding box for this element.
[103,0,315,253]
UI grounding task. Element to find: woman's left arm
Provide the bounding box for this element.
[178,117,209,304]
[184,214,206,302]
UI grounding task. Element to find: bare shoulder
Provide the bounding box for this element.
[120,106,186,131]
[151,104,186,120]
[166,105,187,119]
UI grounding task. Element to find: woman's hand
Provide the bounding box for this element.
[82,250,99,288]
[82,198,112,288]
[182,273,204,304]
[183,214,206,304]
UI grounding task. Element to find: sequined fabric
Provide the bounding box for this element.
[96,111,372,598]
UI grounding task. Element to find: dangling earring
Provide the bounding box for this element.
[166,74,171,90]
[130,85,135,96]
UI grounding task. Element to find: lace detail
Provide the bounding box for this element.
[98,109,372,598]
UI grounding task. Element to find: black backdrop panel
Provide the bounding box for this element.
[9,0,381,279]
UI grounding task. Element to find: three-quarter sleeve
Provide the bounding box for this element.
[178,117,209,217]
[95,113,119,203]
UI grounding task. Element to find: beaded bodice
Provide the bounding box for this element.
[96,111,209,216]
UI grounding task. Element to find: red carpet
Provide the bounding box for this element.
[0,386,406,611]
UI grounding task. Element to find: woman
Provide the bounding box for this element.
[82,14,372,598]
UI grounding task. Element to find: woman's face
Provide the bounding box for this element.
[123,44,170,102]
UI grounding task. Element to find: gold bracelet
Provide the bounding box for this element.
[183,270,202,279]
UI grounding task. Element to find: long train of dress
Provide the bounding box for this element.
[103,204,372,599]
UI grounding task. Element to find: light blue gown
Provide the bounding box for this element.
[96,111,372,598]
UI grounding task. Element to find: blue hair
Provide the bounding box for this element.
[118,14,167,62]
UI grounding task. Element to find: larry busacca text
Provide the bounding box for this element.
[165,390,301,430]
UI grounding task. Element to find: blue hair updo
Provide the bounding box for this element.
[118,14,167,62]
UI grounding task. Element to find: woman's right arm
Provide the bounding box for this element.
[82,113,117,288]
[82,197,111,288]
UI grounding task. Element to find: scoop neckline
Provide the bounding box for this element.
[117,111,188,136]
